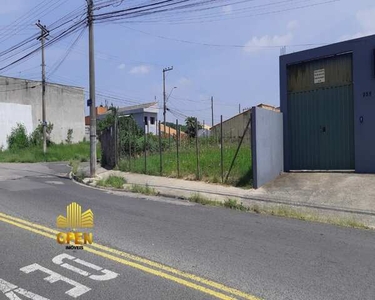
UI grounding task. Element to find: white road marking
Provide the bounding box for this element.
[0,278,49,300]
[88,269,119,281]
[74,258,102,271]
[20,264,90,298]
[52,254,119,281]
[0,278,17,293]
[61,264,90,276]
[52,253,75,265]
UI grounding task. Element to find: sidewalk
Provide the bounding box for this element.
[79,164,375,228]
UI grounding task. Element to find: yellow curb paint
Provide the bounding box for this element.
[0,212,261,300]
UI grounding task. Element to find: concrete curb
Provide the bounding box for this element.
[69,171,375,229]
[121,180,375,217]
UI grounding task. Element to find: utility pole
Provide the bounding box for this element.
[211,96,214,127]
[239,104,241,114]
[87,0,97,177]
[36,21,49,154]
[163,66,173,128]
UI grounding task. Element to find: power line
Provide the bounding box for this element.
[120,24,326,49]
[47,27,87,78]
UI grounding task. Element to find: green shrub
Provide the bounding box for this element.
[7,123,29,150]
[129,184,157,195]
[97,175,126,189]
[29,122,54,146]
[66,129,73,144]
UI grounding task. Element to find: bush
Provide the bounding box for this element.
[7,123,29,150]
[29,122,54,146]
[66,129,73,144]
[97,175,126,189]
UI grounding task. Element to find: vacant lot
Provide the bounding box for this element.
[119,142,252,188]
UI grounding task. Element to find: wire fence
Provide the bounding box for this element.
[100,114,253,188]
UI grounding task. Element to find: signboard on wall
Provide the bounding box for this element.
[314,69,325,84]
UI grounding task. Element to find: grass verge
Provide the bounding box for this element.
[97,176,126,189]
[187,194,369,230]
[128,184,158,196]
[0,142,101,163]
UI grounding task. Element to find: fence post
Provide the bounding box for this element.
[176,119,180,178]
[220,115,223,183]
[169,126,171,149]
[144,127,147,174]
[114,113,118,167]
[225,115,252,183]
[159,121,162,175]
[128,119,131,171]
[195,117,200,180]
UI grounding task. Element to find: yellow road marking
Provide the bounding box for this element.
[0,216,234,300]
[0,212,261,300]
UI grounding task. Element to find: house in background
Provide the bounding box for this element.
[97,102,158,135]
[0,76,85,149]
[85,105,108,125]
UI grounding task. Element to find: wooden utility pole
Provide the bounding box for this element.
[163,66,173,128]
[87,0,97,177]
[36,21,49,154]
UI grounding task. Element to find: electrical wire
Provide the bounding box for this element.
[47,26,87,78]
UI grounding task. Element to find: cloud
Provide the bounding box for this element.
[117,63,126,70]
[129,65,151,74]
[287,20,299,31]
[178,77,192,87]
[339,7,375,41]
[222,5,233,15]
[243,33,293,53]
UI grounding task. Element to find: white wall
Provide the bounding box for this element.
[0,103,33,149]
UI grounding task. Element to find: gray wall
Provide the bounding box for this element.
[211,109,251,142]
[0,76,85,145]
[251,107,284,189]
[280,34,375,173]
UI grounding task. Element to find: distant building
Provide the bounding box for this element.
[97,102,158,135]
[85,105,108,125]
[160,124,186,139]
[210,103,279,142]
[0,76,85,149]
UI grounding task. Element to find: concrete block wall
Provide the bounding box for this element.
[252,107,284,188]
[0,76,85,146]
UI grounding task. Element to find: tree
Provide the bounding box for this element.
[97,105,117,131]
[184,117,202,138]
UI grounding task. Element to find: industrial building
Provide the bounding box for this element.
[280,34,375,173]
[0,76,85,148]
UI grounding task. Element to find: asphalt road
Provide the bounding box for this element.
[1,163,375,300]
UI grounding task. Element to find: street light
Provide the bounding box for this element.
[166,87,177,102]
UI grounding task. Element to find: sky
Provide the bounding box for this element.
[1,0,375,126]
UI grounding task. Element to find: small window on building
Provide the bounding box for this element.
[150,117,155,125]
[144,116,148,124]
